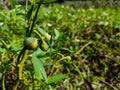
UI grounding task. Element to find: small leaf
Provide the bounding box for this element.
[46,74,68,84]
[0,48,4,54]
[32,54,47,80]
[95,33,102,39]
[38,27,47,35]
[54,29,60,39]
[9,41,20,51]
[33,48,46,57]
[0,39,9,50]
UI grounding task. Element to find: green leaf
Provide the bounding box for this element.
[9,41,20,52]
[0,48,4,54]
[37,27,46,35]
[32,54,47,80]
[33,48,46,57]
[54,29,60,39]
[37,27,51,41]
[0,12,6,21]
[9,0,15,9]
[95,33,102,39]
[0,39,9,50]
[46,74,68,84]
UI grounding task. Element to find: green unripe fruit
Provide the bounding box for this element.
[44,33,51,41]
[41,41,49,51]
[24,37,38,50]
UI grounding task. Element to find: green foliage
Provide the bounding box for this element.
[46,74,68,84]
[32,53,47,80]
[0,3,120,90]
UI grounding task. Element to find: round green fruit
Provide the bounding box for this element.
[24,37,38,50]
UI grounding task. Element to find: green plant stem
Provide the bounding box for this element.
[73,63,83,79]
[26,4,34,36]
[13,49,28,90]
[28,2,42,36]
[2,74,6,90]
[18,50,28,80]
[17,47,26,64]
[34,30,44,41]
[75,41,92,55]
[12,80,20,90]
[50,56,70,75]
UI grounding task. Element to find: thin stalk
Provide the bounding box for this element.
[26,4,34,36]
[28,2,42,36]
[2,75,6,90]
[17,47,25,64]
[75,41,92,55]
[12,49,28,90]
[34,30,44,42]
[12,80,20,90]
[73,63,83,79]
[18,50,28,80]
[50,56,70,75]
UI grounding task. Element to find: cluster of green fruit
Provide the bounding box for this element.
[24,35,50,51]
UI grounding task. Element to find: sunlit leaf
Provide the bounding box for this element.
[46,74,68,84]
[37,27,46,35]
[54,29,60,39]
[32,54,47,80]
[9,41,20,52]
[0,39,9,50]
[0,48,4,54]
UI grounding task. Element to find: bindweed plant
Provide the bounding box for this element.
[0,0,67,90]
[1,1,120,90]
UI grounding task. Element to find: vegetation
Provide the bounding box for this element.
[0,0,120,90]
